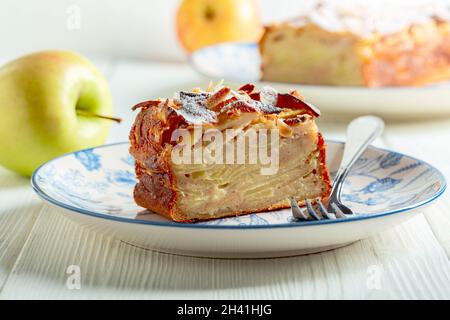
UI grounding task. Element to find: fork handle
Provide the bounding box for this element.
[331,116,385,198]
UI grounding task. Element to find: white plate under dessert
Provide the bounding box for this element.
[31,141,446,258]
[190,42,450,120]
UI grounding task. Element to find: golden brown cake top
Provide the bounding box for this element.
[287,0,450,38]
[132,83,320,126]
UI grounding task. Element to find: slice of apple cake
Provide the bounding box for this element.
[129,83,331,222]
[259,2,450,87]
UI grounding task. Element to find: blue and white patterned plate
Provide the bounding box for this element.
[31,141,446,258]
[190,42,450,119]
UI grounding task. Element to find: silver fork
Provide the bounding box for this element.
[290,116,385,221]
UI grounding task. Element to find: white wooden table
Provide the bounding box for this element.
[1,59,450,299]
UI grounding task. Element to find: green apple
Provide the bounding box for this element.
[0,50,115,176]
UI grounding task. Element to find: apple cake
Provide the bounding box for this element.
[259,2,450,87]
[129,83,331,222]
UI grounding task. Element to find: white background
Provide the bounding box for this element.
[2,0,448,62]
[0,0,309,62]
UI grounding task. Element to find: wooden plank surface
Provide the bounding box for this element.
[0,60,449,299]
[0,168,42,291]
[1,206,449,299]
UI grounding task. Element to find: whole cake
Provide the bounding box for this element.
[129,83,331,222]
[260,1,450,87]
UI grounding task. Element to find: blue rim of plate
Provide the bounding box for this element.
[189,42,450,90]
[31,141,447,230]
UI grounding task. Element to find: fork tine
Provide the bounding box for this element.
[330,202,347,219]
[317,199,336,220]
[289,197,309,221]
[305,199,321,220]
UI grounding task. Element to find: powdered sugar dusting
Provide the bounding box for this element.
[177,92,218,124]
[290,0,450,37]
